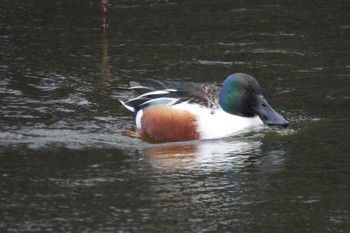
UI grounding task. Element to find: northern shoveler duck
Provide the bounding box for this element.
[119,73,289,142]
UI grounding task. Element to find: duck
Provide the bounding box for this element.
[119,73,289,142]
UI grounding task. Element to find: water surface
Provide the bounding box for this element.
[1,0,350,232]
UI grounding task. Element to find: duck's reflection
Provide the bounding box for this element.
[142,139,266,172]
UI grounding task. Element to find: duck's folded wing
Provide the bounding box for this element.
[130,79,220,108]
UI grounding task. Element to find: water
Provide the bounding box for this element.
[1,0,350,232]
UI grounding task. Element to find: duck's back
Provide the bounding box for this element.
[129,79,221,108]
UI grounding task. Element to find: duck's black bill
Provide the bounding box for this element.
[254,95,289,127]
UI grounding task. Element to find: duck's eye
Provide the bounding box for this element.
[240,88,246,93]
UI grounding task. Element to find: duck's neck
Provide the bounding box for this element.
[218,92,240,115]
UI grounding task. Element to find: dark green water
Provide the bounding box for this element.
[1,0,350,232]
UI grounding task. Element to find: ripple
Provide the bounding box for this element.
[197,60,237,66]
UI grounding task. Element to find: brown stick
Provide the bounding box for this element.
[101,0,109,29]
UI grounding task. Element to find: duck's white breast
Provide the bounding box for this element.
[173,103,263,140]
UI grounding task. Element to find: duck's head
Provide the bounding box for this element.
[219,73,289,126]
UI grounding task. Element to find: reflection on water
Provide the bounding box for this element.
[1,0,350,232]
[98,30,112,90]
[143,139,265,172]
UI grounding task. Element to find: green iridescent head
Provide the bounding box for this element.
[219,73,289,126]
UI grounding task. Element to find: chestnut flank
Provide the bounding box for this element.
[141,105,200,142]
